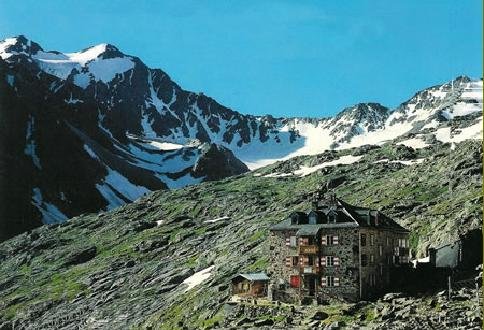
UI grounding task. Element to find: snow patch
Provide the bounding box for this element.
[397,138,429,149]
[96,183,126,210]
[182,266,215,292]
[451,118,483,143]
[452,102,482,117]
[204,216,230,223]
[294,155,363,176]
[6,74,14,86]
[148,141,184,150]
[102,167,149,201]
[83,57,134,85]
[24,116,41,169]
[262,172,294,178]
[0,38,18,59]
[65,93,84,104]
[373,158,426,166]
[31,43,134,87]
[434,119,482,144]
[96,166,150,210]
[31,188,67,224]
[65,44,108,65]
[83,144,100,160]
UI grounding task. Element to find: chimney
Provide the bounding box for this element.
[311,200,318,210]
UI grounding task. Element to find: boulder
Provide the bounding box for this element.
[311,311,329,320]
[64,246,97,266]
[383,292,405,302]
[254,318,274,327]
[326,176,346,189]
[129,220,156,233]
[235,317,252,326]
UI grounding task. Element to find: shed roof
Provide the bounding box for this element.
[234,272,270,281]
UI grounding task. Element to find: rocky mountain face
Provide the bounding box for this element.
[0,140,481,329]
[0,36,255,241]
[0,35,482,243]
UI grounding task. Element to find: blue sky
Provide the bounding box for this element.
[0,1,481,117]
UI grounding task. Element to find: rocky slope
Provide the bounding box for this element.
[0,35,482,241]
[221,289,481,329]
[0,138,481,329]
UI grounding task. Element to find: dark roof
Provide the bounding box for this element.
[271,218,359,231]
[296,226,322,236]
[271,198,408,233]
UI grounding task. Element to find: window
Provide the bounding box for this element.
[299,237,310,246]
[321,256,340,267]
[386,237,390,246]
[290,275,300,288]
[370,234,375,246]
[328,211,338,223]
[360,234,367,246]
[292,256,299,266]
[370,254,375,264]
[322,276,340,287]
[309,212,318,224]
[285,257,292,267]
[397,239,409,248]
[370,274,376,286]
[323,235,339,245]
[361,254,368,267]
[285,236,297,247]
[308,255,314,266]
[379,245,383,256]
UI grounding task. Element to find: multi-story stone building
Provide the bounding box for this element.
[268,194,410,303]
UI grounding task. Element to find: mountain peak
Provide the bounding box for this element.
[0,35,43,59]
[74,43,124,62]
[336,102,389,120]
[0,36,135,84]
[0,36,126,64]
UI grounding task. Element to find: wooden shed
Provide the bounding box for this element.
[231,273,270,298]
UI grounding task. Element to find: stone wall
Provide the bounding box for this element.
[318,228,360,302]
[268,230,300,302]
[359,228,409,299]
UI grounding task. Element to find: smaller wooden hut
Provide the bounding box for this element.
[231,273,270,298]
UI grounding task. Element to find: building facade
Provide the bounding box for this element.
[268,195,410,303]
